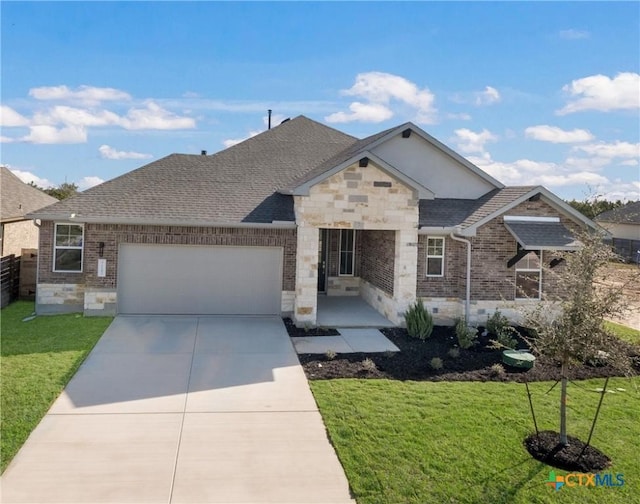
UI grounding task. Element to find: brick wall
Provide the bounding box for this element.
[468,199,578,300]
[417,236,464,298]
[360,230,395,296]
[38,222,297,290]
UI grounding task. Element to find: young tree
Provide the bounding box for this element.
[29,181,78,200]
[522,229,634,446]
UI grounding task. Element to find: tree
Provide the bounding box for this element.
[29,181,78,200]
[566,198,624,220]
[522,229,634,446]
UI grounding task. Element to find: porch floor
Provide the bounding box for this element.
[316,295,395,328]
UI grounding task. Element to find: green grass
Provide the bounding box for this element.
[1,301,112,473]
[605,320,640,345]
[311,378,640,504]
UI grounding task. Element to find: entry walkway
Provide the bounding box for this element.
[1,316,354,504]
[316,295,394,327]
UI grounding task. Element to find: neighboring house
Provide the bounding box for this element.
[1,167,58,257]
[29,116,597,325]
[595,201,640,262]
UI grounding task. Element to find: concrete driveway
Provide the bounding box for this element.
[1,316,354,504]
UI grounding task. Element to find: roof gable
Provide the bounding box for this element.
[1,167,58,222]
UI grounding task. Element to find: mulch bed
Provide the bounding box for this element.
[297,325,640,382]
[524,431,611,472]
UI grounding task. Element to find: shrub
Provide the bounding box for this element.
[429,357,443,370]
[455,318,477,349]
[362,358,377,372]
[448,347,460,359]
[404,301,434,340]
[493,329,518,350]
[325,349,337,361]
[490,363,506,377]
[486,310,511,336]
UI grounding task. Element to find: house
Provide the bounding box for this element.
[595,201,640,262]
[28,116,597,325]
[1,167,58,257]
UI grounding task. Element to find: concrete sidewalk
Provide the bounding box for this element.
[292,328,400,354]
[1,316,354,504]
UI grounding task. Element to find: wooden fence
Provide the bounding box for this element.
[1,254,20,308]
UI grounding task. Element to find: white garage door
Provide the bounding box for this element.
[117,244,283,315]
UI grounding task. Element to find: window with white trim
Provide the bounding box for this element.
[54,223,84,272]
[339,229,355,276]
[426,237,445,277]
[515,249,541,299]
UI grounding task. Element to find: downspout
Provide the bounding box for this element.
[450,228,471,324]
[33,219,42,314]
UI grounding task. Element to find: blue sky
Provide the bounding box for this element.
[1,1,639,201]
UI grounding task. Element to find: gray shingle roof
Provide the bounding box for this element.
[1,167,58,222]
[28,116,356,225]
[595,201,640,225]
[419,187,537,229]
[504,221,582,250]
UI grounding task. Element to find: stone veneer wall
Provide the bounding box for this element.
[37,222,297,314]
[293,161,419,325]
[1,220,40,257]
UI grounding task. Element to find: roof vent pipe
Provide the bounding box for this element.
[201,150,207,156]
[268,109,272,130]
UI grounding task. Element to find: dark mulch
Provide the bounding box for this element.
[298,325,640,382]
[282,317,340,337]
[524,431,611,472]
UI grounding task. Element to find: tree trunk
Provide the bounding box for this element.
[560,361,568,446]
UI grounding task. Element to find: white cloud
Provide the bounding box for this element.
[452,128,498,154]
[326,72,437,124]
[475,86,501,106]
[446,112,472,121]
[620,159,639,166]
[559,29,590,40]
[77,176,105,190]
[99,145,153,160]
[557,72,640,115]
[598,180,640,202]
[525,125,594,143]
[32,106,121,128]
[223,130,262,148]
[29,85,131,105]
[120,101,196,130]
[21,125,87,144]
[0,105,30,127]
[10,169,55,188]
[325,102,393,124]
[1,136,16,143]
[573,141,640,160]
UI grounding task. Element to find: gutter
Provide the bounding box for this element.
[449,228,472,325]
[25,215,297,229]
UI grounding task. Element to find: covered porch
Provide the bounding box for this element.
[316,295,395,328]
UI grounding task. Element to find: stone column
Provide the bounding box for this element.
[294,226,319,326]
[392,227,418,325]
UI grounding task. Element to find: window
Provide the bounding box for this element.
[515,249,541,299]
[426,237,445,277]
[54,223,84,272]
[339,229,355,276]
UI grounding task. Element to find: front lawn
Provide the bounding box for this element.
[605,320,640,345]
[0,301,112,473]
[311,377,640,504]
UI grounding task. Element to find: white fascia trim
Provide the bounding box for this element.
[29,215,297,229]
[418,226,456,235]
[504,216,560,223]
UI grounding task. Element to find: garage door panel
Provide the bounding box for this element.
[118,244,282,315]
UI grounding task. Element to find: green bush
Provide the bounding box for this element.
[486,310,518,349]
[455,318,477,349]
[448,347,460,359]
[486,310,511,336]
[429,357,443,370]
[404,301,434,340]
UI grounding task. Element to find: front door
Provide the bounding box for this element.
[317,229,328,292]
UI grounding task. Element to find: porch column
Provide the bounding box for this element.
[393,228,418,324]
[294,225,319,326]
